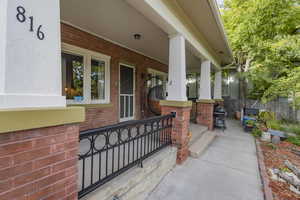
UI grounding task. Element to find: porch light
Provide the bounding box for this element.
[226,76,234,85]
[134,34,142,40]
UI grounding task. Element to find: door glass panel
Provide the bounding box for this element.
[130,96,133,116]
[120,66,134,94]
[125,96,129,118]
[120,96,124,118]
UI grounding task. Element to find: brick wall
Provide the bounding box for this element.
[196,102,214,131]
[61,23,168,131]
[0,124,80,200]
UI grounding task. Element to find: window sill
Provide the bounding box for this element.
[67,103,113,109]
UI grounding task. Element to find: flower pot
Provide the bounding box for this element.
[235,111,241,120]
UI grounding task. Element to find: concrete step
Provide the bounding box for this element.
[189,130,217,158]
[189,123,208,147]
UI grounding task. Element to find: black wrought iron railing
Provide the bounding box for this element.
[78,114,175,198]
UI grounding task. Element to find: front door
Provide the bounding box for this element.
[119,64,135,122]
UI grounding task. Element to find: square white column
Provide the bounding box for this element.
[214,71,222,99]
[0,0,65,109]
[167,34,187,101]
[199,60,212,100]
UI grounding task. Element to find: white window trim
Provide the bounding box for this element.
[148,68,167,86]
[147,68,168,98]
[62,43,111,105]
[148,68,167,78]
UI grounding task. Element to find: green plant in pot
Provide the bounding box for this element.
[246,120,256,127]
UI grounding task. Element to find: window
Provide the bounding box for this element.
[61,43,110,104]
[91,59,105,101]
[147,68,167,100]
[62,53,84,100]
[186,73,199,99]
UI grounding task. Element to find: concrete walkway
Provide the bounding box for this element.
[147,120,264,200]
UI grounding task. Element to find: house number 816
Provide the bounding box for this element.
[16,6,45,40]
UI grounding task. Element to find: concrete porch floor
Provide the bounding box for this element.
[147,120,264,200]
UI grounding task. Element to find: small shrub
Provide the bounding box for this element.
[280,124,300,136]
[266,143,277,150]
[287,125,300,135]
[280,167,292,173]
[266,120,281,130]
[287,136,300,146]
[259,111,276,123]
[252,128,262,138]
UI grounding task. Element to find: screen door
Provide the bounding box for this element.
[119,64,135,121]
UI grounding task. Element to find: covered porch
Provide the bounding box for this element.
[0,0,232,200]
[59,0,231,128]
[59,0,232,198]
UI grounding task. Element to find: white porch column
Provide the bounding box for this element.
[0,0,65,109]
[167,34,187,101]
[214,71,222,99]
[199,60,212,100]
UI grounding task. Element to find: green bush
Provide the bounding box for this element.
[252,128,262,138]
[259,111,275,123]
[281,124,300,136]
[287,136,300,146]
[266,120,282,130]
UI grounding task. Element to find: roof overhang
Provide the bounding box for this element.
[126,0,233,68]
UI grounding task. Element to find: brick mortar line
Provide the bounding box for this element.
[255,139,274,200]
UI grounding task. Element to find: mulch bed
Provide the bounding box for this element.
[260,140,300,200]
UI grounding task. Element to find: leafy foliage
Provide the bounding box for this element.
[287,136,300,146]
[222,0,300,106]
[252,128,262,138]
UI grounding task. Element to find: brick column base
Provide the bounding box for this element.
[0,124,80,200]
[196,100,214,131]
[160,101,192,165]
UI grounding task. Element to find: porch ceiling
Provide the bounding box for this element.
[60,0,169,64]
[60,0,207,71]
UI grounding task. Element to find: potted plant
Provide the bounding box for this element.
[244,120,256,132]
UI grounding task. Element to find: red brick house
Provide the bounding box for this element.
[0,0,232,199]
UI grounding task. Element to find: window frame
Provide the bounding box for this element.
[147,68,168,97]
[147,68,167,87]
[62,43,111,105]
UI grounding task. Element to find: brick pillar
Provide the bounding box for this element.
[0,124,80,200]
[0,107,84,200]
[196,100,215,131]
[160,101,192,164]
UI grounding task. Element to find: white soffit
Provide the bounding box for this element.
[176,0,232,64]
[60,0,169,64]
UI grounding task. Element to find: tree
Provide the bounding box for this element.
[222,0,300,109]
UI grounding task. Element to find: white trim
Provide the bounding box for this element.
[148,68,167,77]
[61,43,111,104]
[61,20,168,65]
[147,68,168,99]
[119,63,136,122]
[207,0,233,59]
